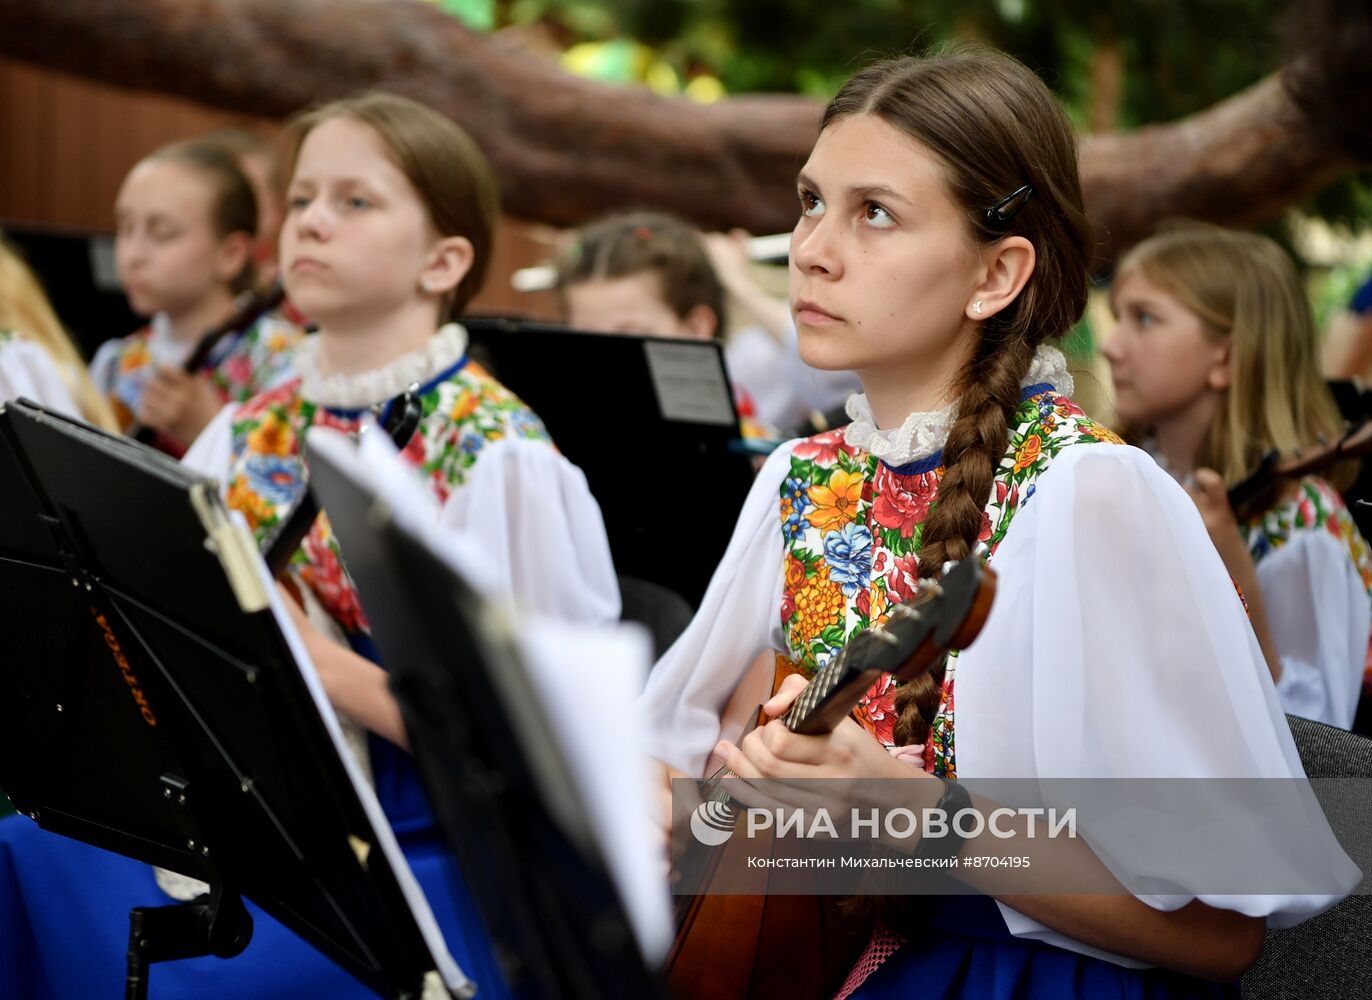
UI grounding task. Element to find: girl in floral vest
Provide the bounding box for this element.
[1104,224,1372,730]
[640,49,1351,998]
[89,138,303,454]
[0,93,615,999]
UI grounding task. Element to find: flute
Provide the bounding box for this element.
[510,232,791,292]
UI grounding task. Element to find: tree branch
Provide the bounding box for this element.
[0,0,1357,261]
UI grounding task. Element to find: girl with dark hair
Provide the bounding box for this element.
[555,209,776,438]
[640,48,1351,997]
[91,138,304,453]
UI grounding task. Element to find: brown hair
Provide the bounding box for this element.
[821,48,1092,746]
[554,210,727,334]
[282,91,499,318]
[1114,222,1353,508]
[146,138,259,295]
[199,127,283,194]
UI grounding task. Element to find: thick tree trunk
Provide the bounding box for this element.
[0,0,1356,263]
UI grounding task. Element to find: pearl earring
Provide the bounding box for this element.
[421,278,436,293]
[972,300,984,315]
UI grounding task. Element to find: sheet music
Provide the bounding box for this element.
[643,340,736,426]
[250,525,471,997]
[514,619,674,963]
[310,426,675,964]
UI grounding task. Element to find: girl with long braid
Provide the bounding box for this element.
[639,49,1350,997]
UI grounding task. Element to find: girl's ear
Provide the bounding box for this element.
[1207,337,1234,392]
[680,304,719,340]
[420,236,475,298]
[215,231,255,289]
[966,235,1035,322]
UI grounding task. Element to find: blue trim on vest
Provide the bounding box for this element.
[321,353,469,419]
[878,382,1058,476]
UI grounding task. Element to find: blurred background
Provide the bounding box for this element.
[1,0,1369,398]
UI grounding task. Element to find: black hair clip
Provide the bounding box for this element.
[985,184,1034,229]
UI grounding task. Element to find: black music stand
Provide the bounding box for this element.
[464,317,758,605]
[304,430,664,1000]
[0,400,470,999]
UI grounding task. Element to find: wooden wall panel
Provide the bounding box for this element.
[0,56,255,230]
[0,56,556,317]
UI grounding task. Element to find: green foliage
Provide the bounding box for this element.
[476,0,1370,236]
[439,0,495,32]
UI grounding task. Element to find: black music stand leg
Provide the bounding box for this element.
[124,882,253,1000]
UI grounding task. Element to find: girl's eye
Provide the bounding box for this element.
[799,190,825,218]
[344,196,371,210]
[1136,309,1156,328]
[864,202,895,228]
[287,195,310,211]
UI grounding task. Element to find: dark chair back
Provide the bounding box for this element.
[1240,716,1372,999]
[616,574,695,662]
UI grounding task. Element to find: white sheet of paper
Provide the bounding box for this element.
[513,618,673,963]
[643,340,736,426]
[249,521,470,995]
[306,427,675,964]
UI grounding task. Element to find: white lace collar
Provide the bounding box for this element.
[843,344,1074,467]
[296,323,468,409]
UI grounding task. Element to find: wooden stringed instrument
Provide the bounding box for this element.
[666,556,997,1000]
[1228,418,1372,514]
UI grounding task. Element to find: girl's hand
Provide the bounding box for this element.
[715,673,914,783]
[138,367,223,445]
[1183,468,1246,562]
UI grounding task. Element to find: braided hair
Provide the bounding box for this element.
[819,47,1092,745]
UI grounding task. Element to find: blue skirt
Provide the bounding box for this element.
[0,736,510,999]
[850,896,1239,1000]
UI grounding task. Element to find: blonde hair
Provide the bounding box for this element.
[1115,223,1350,498]
[0,236,120,432]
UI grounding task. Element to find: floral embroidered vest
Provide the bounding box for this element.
[1243,475,1372,691]
[1242,476,1372,597]
[779,385,1124,778]
[223,356,550,636]
[103,314,303,431]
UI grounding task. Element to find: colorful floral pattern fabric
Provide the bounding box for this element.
[779,386,1125,778]
[1242,475,1372,691]
[101,315,303,431]
[1243,476,1372,596]
[223,359,550,636]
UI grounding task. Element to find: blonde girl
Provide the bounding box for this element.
[1104,223,1372,730]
